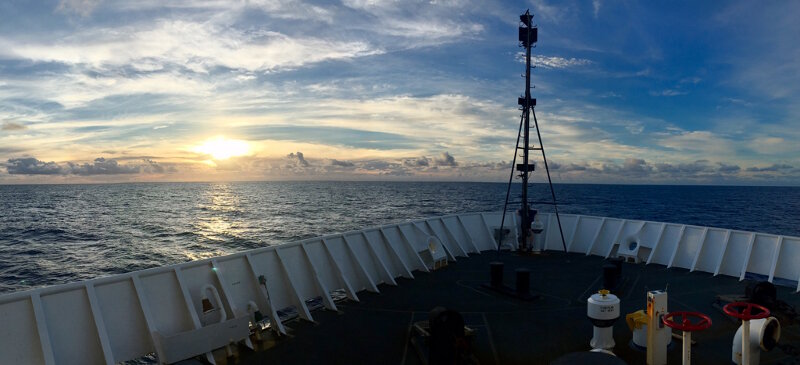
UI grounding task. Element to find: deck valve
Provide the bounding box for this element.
[661,311,712,365]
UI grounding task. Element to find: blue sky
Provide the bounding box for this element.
[0,0,798,184]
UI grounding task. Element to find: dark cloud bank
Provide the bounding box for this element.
[5,157,173,175]
[3,153,796,183]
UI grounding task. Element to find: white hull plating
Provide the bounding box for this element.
[0,212,798,364]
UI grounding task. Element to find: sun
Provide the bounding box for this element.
[193,136,250,160]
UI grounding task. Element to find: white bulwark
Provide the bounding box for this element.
[1,212,798,364]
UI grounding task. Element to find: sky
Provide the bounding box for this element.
[0,0,798,185]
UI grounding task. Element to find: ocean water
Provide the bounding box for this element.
[1,182,799,294]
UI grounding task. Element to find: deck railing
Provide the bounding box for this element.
[1,212,797,364]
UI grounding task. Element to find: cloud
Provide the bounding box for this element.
[545,158,766,183]
[0,147,26,154]
[717,162,741,174]
[680,77,702,84]
[656,130,735,158]
[329,159,354,167]
[57,0,102,17]
[746,164,793,172]
[4,157,172,175]
[1,122,27,131]
[593,0,601,18]
[434,152,457,167]
[531,0,570,24]
[654,160,714,175]
[6,158,65,175]
[404,157,430,167]
[65,157,139,175]
[4,21,381,74]
[551,161,591,172]
[747,137,796,155]
[287,151,309,167]
[527,55,592,69]
[340,0,485,46]
[650,89,688,97]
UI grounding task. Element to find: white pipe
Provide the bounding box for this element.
[742,320,750,365]
[732,317,781,365]
[682,331,691,365]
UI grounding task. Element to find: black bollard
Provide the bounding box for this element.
[516,268,530,297]
[602,264,617,290]
[490,262,504,288]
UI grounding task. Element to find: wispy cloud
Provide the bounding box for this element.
[650,89,688,97]
[1,122,26,131]
[2,23,380,74]
[592,0,601,18]
[532,55,592,69]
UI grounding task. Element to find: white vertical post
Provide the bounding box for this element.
[378,228,414,279]
[740,233,757,281]
[438,218,469,256]
[646,223,668,264]
[567,215,581,252]
[714,230,732,276]
[85,284,115,365]
[131,275,161,357]
[244,253,287,334]
[31,293,56,365]
[667,225,687,268]
[210,258,255,353]
[173,268,216,365]
[479,213,498,249]
[299,244,337,311]
[395,226,430,273]
[690,228,709,272]
[342,234,380,293]
[606,220,627,258]
[455,215,481,253]
[683,331,691,365]
[210,258,252,351]
[586,218,606,256]
[359,232,398,286]
[320,238,360,301]
[768,236,784,282]
[274,248,313,322]
[742,320,751,365]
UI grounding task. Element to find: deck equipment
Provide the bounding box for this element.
[587,289,621,351]
[724,302,774,365]
[662,311,712,365]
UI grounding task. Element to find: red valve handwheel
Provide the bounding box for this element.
[662,311,713,332]
[722,302,770,321]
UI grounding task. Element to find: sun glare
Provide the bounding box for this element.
[193,137,250,160]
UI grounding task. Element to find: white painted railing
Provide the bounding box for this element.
[1,212,798,365]
[531,213,800,291]
[0,213,499,365]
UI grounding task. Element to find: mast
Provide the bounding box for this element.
[497,9,566,254]
[518,10,536,251]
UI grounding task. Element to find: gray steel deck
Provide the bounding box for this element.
[236,251,800,364]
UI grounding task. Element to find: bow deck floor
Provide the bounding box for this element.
[239,251,800,365]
